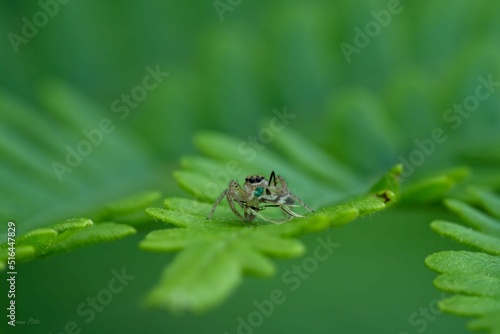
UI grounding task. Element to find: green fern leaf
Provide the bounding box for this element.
[469,313,500,334]
[0,189,160,268]
[434,273,500,298]
[402,166,469,203]
[12,228,58,260]
[49,217,94,233]
[470,188,500,219]
[0,190,149,268]
[139,131,401,313]
[444,199,500,237]
[142,194,383,313]
[93,191,162,222]
[45,222,136,256]
[431,221,500,255]
[426,190,500,333]
[0,218,136,267]
[439,295,500,316]
[426,250,500,276]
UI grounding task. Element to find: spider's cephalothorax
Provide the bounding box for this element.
[207,171,314,223]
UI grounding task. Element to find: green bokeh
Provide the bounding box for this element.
[1,0,499,333]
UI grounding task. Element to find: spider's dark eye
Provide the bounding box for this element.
[256,177,261,182]
[249,177,255,183]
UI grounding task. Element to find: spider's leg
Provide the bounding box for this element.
[288,192,314,212]
[275,174,287,187]
[235,200,246,209]
[227,194,246,221]
[218,180,248,221]
[244,206,258,222]
[207,189,228,219]
[279,204,305,219]
[269,171,277,186]
[262,182,313,217]
[263,171,275,195]
[274,175,314,212]
[248,207,286,224]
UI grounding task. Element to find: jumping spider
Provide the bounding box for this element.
[207,171,314,223]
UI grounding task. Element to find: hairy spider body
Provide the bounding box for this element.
[260,172,314,219]
[207,171,313,223]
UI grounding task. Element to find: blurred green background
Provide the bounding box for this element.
[1,0,499,333]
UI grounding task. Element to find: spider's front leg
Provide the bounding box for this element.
[243,205,262,222]
[207,189,228,219]
[227,180,247,221]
